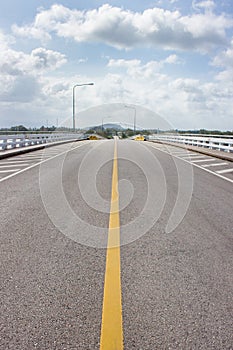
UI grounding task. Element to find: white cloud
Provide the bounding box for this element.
[163,54,181,64]
[1,4,233,130]
[192,0,216,12]
[12,4,233,52]
[31,48,67,71]
[1,54,233,129]
[12,24,51,43]
[104,59,233,130]
[0,30,14,49]
[212,47,233,69]
[0,47,66,77]
[108,59,163,79]
[108,55,182,79]
[0,36,67,105]
[211,38,233,80]
[180,12,229,49]
[0,76,41,103]
[108,59,141,69]
[78,58,88,64]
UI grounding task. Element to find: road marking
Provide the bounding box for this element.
[0,169,20,173]
[147,143,233,184]
[170,152,194,155]
[216,168,233,174]
[17,157,43,161]
[0,142,91,183]
[100,139,123,350]
[18,155,43,158]
[0,160,32,164]
[181,156,207,160]
[191,158,214,163]
[203,162,228,168]
[0,164,29,168]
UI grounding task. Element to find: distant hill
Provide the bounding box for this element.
[83,122,138,131]
[102,123,125,130]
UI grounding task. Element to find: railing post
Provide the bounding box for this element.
[2,137,8,150]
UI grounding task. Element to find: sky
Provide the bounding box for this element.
[0,0,233,130]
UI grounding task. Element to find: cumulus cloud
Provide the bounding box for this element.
[163,54,181,64]
[1,4,233,130]
[192,0,216,12]
[104,58,233,130]
[108,55,182,78]
[0,76,41,103]
[12,4,233,52]
[31,48,67,70]
[0,35,67,105]
[1,52,233,129]
[78,58,88,64]
[11,24,51,43]
[0,30,14,49]
[108,59,162,79]
[0,46,66,77]
[212,43,233,69]
[211,38,233,80]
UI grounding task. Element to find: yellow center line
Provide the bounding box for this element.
[100,139,123,350]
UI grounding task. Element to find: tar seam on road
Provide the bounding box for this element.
[100,139,124,350]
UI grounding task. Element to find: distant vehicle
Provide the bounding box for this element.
[134,135,146,141]
[88,135,99,140]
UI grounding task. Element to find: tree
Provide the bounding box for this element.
[10,125,28,131]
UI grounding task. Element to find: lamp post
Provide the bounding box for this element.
[72,83,94,131]
[125,105,136,134]
[102,116,111,131]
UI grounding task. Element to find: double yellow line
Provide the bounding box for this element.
[100,139,123,350]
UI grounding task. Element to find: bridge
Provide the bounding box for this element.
[0,134,232,349]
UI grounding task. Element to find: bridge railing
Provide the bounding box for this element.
[0,133,85,151]
[149,134,233,153]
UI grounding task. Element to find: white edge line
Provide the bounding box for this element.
[216,168,233,174]
[0,141,90,183]
[191,159,215,163]
[0,164,29,168]
[181,155,207,159]
[147,144,233,184]
[0,160,34,164]
[171,152,197,155]
[0,169,21,173]
[203,163,228,168]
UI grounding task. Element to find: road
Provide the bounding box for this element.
[0,139,232,349]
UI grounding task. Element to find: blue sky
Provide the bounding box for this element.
[0,0,233,130]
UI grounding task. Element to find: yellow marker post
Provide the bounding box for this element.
[100,139,123,350]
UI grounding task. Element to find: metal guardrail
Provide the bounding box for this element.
[149,134,233,153]
[0,133,85,151]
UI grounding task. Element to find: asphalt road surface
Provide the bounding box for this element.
[0,139,232,349]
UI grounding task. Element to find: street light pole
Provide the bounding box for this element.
[125,105,136,134]
[102,116,111,131]
[72,83,94,131]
